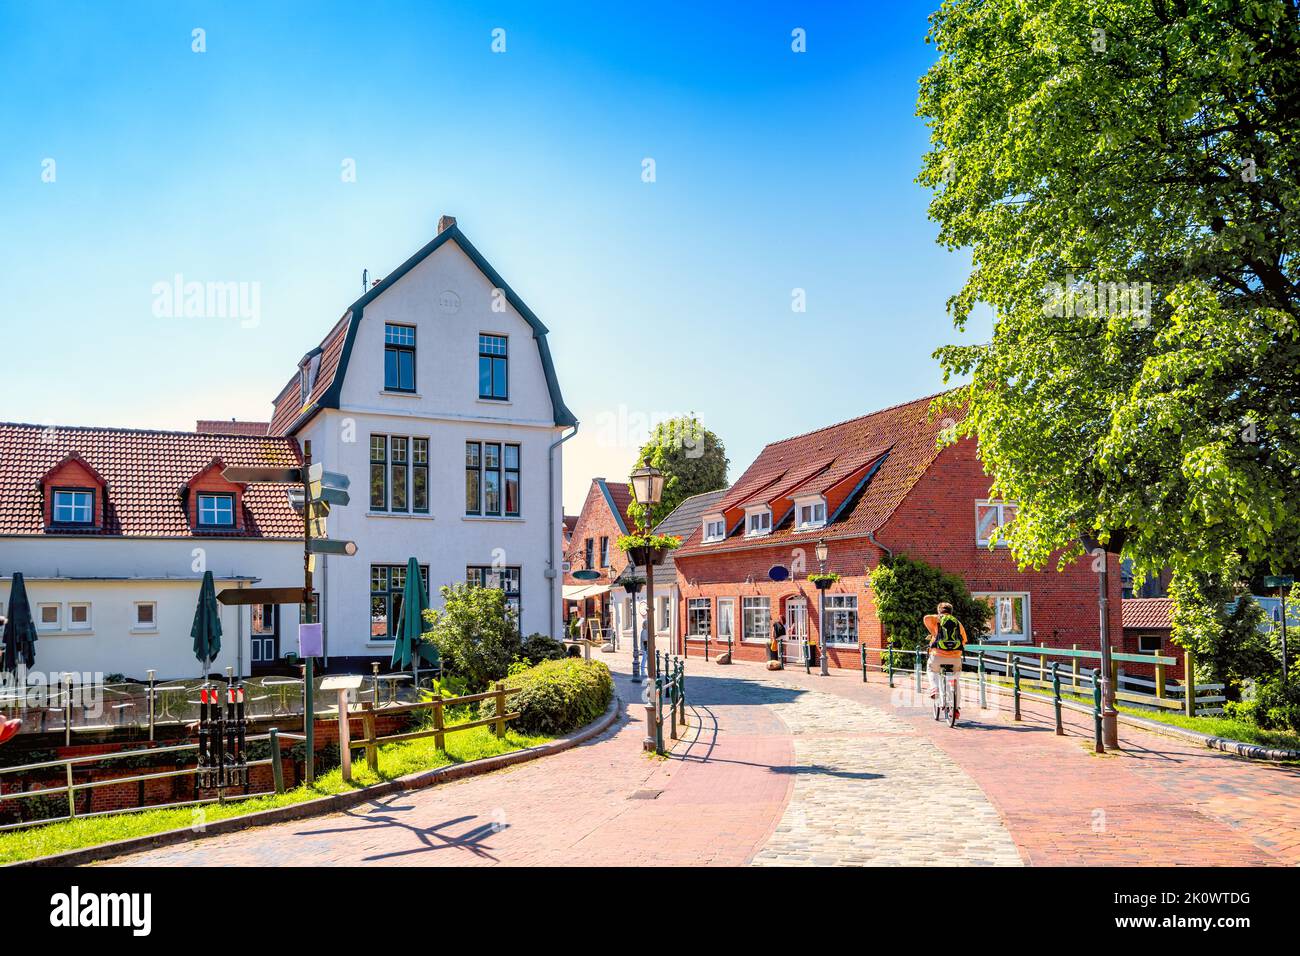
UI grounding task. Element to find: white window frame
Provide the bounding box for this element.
[67,602,92,631]
[133,601,158,632]
[823,594,858,645]
[794,495,827,531]
[702,515,726,543]
[744,507,773,538]
[1136,632,1164,655]
[973,591,1031,643]
[656,595,672,634]
[686,598,711,640]
[717,598,735,645]
[52,489,94,524]
[975,499,1018,547]
[742,596,771,643]
[37,603,61,631]
[197,493,235,528]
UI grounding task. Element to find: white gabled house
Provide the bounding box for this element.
[0,217,577,681]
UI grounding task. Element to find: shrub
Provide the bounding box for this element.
[423,584,521,691]
[868,553,991,651]
[482,658,613,736]
[1226,675,1300,733]
[520,633,566,664]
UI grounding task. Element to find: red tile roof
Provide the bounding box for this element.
[268,313,351,437]
[676,391,962,557]
[603,481,634,531]
[0,423,302,538]
[1122,598,1173,631]
[196,420,270,436]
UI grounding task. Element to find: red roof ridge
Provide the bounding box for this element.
[0,421,287,440]
[764,388,957,449]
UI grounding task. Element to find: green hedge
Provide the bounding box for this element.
[483,658,613,736]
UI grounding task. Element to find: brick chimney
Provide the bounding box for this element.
[437,215,457,234]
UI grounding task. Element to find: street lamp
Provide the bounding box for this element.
[629,465,664,752]
[815,538,830,676]
[622,573,644,683]
[1082,531,1125,750]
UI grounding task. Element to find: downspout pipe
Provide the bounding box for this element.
[547,423,580,639]
[866,530,892,559]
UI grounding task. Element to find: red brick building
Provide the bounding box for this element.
[561,478,635,637]
[671,393,1121,669]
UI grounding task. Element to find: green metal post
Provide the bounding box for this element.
[269,727,285,794]
[1093,672,1105,753]
[304,658,315,784]
[678,658,686,724]
[914,647,922,694]
[978,652,986,710]
[1051,662,1063,735]
[1012,658,1022,721]
[655,671,665,754]
[887,644,895,688]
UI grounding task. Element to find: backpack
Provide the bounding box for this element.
[934,614,963,652]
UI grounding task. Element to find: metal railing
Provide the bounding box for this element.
[651,653,687,755]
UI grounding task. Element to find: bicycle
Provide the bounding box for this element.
[933,662,960,727]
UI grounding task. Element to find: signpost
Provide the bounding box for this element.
[320,674,364,782]
[1265,575,1294,684]
[221,441,357,782]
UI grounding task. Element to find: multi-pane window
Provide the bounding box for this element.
[717,598,735,644]
[742,596,770,642]
[384,323,416,392]
[746,509,772,537]
[370,435,428,512]
[974,592,1030,642]
[823,595,858,645]
[599,537,609,567]
[197,493,235,527]
[370,564,430,640]
[687,599,711,639]
[478,334,508,400]
[467,565,522,629]
[703,517,726,542]
[299,591,320,625]
[796,500,827,530]
[656,595,671,633]
[584,537,594,570]
[465,441,520,516]
[975,500,1018,547]
[52,489,94,525]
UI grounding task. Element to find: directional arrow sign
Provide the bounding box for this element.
[307,481,350,507]
[307,463,350,489]
[222,465,304,484]
[218,586,309,606]
[309,538,358,556]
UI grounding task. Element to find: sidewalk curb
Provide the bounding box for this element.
[10,693,624,868]
[978,681,1300,762]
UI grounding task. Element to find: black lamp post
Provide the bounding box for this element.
[629,464,665,752]
[814,538,831,676]
[1082,531,1125,750]
[622,573,644,683]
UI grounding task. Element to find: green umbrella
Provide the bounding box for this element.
[391,558,438,672]
[2,572,38,676]
[191,570,223,676]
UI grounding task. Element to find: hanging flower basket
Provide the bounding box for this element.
[619,533,681,567]
[808,572,840,591]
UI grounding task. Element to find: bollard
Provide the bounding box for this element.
[704,634,709,662]
[669,665,678,740]
[978,652,986,710]
[362,703,378,774]
[1051,662,1063,735]
[1012,658,1022,721]
[677,658,687,725]
[655,673,665,754]
[1039,644,1047,684]
[1092,672,1105,753]
[269,727,285,794]
[887,644,895,688]
[914,649,923,694]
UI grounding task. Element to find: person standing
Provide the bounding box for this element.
[769,614,786,668]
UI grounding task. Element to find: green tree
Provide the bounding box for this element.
[627,415,728,530]
[1169,555,1273,700]
[868,554,991,654]
[919,0,1300,582]
[422,584,521,691]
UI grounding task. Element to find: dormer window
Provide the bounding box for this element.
[702,515,726,542]
[795,496,827,531]
[745,507,773,537]
[197,493,235,528]
[52,489,95,525]
[298,352,320,400]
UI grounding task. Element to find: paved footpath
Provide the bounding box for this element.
[106,648,1299,867]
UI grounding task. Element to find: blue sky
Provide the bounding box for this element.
[0,1,987,510]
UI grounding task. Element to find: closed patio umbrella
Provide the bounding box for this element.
[391,558,438,680]
[191,570,223,677]
[2,572,37,677]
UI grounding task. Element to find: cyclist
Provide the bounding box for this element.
[924,602,968,718]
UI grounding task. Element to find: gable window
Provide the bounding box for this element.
[599,536,609,567]
[795,499,827,531]
[298,353,320,400]
[384,323,416,392]
[465,441,520,517]
[745,508,772,537]
[52,489,94,525]
[370,435,429,513]
[702,517,726,542]
[687,598,711,640]
[823,595,858,645]
[478,334,508,400]
[584,537,594,569]
[196,493,235,528]
[973,591,1030,642]
[370,563,429,640]
[975,500,1018,547]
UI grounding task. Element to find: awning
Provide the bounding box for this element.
[562,584,611,601]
